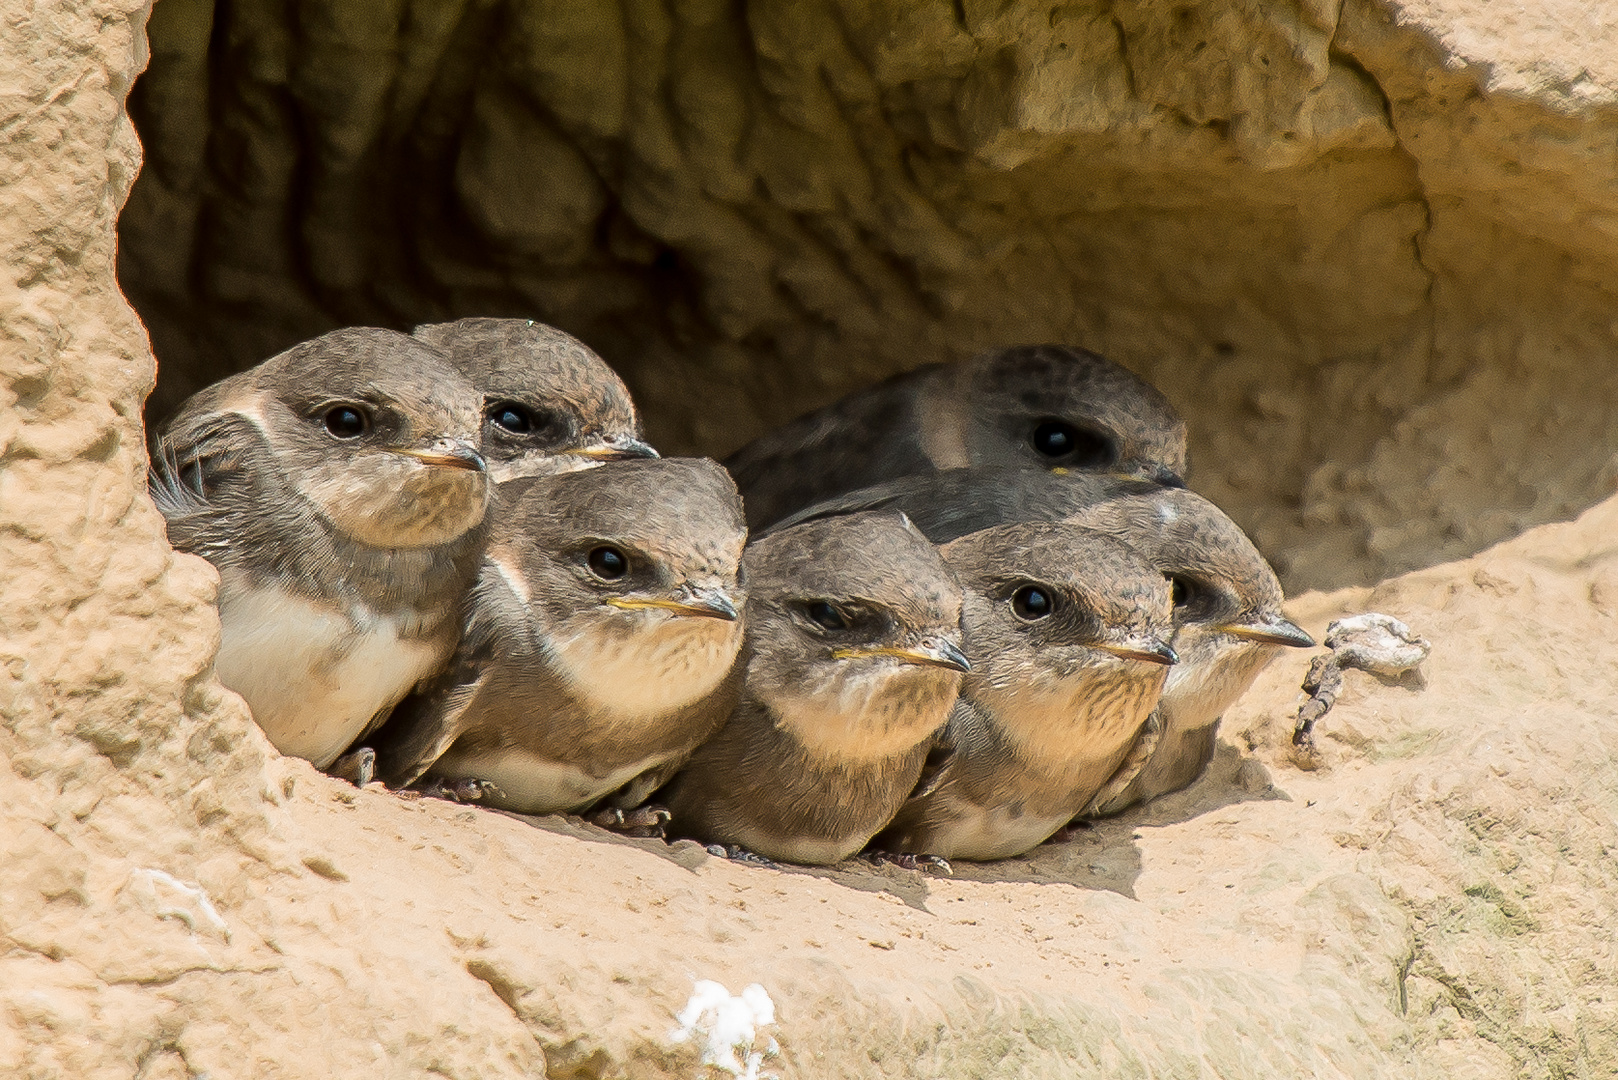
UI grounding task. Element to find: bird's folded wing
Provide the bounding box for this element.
[763,468,1040,543]
[369,555,532,788]
[148,411,277,551]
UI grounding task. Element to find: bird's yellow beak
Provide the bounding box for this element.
[1214,618,1315,648]
[605,590,739,621]
[832,638,971,673]
[389,442,486,472]
[1093,638,1179,666]
[564,435,660,461]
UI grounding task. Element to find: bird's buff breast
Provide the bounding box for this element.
[428,747,675,815]
[546,613,741,723]
[921,798,1073,862]
[977,666,1165,776]
[765,666,958,765]
[214,579,448,770]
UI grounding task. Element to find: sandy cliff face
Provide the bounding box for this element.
[120,0,1618,591]
[5,0,1618,1076]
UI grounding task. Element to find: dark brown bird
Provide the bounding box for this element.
[413,317,656,481]
[772,467,1313,814]
[371,457,747,815]
[662,512,969,865]
[149,327,491,772]
[876,522,1176,861]
[724,344,1186,530]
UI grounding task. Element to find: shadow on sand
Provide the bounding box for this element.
[496,739,1292,912]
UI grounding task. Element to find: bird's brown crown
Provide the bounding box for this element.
[414,318,646,474]
[743,512,960,632]
[161,326,490,550]
[1064,486,1286,626]
[493,457,747,625]
[740,512,966,759]
[943,521,1174,649]
[944,344,1188,481]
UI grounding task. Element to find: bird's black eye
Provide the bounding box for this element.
[1012,585,1055,620]
[1168,575,1195,607]
[323,405,368,439]
[1029,420,1116,467]
[1031,420,1075,457]
[587,546,628,580]
[488,401,534,434]
[806,601,848,631]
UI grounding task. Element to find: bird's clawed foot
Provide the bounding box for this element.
[586,804,673,838]
[416,777,504,804]
[1046,819,1094,845]
[328,747,375,787]
[865,850,953,876]
[704,844,778,868]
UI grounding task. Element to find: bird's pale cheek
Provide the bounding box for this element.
[1161,637,1281,727]
[304,459,490,549]
[485,451,598,484]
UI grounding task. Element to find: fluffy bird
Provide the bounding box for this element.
[371,458,747,816]
[662,512,970,865]
[724,344,1186,530]
[775,467,1313,814]
[876,523,1176,862]
[149,327,491,772]
[413,317,656,481]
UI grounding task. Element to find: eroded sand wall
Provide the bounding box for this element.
[121,0,1618,590]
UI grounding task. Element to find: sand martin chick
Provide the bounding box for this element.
[725,344,1186,530]
[149,327,491,771]
[875,522,1176,861]
[413,317,656,482]
[772,467,1313,812]
[663,513,969,865]
[372,457,747,815]
[1058,486,1314,813]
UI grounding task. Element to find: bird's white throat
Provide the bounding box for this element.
[1160,635,1280,735]
[546,609,740,720]
[764,663,957,764]
[214,576,447,769]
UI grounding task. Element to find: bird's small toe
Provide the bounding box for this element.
[416,777,503,804]
[1046,820,1094,844]
[705,844,778,868]
[328,747,376,787]
[586,804,673,838]
[866,850,952,876]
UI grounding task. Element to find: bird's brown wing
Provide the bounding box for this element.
[759,478,916,537]
[762,468,1037,543]
[763,467,1151,544]
[369,557,529,788]
[148,410,277,557]
[724,371,934,530]
[880,697,1010,844]
[906,725,959,802]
